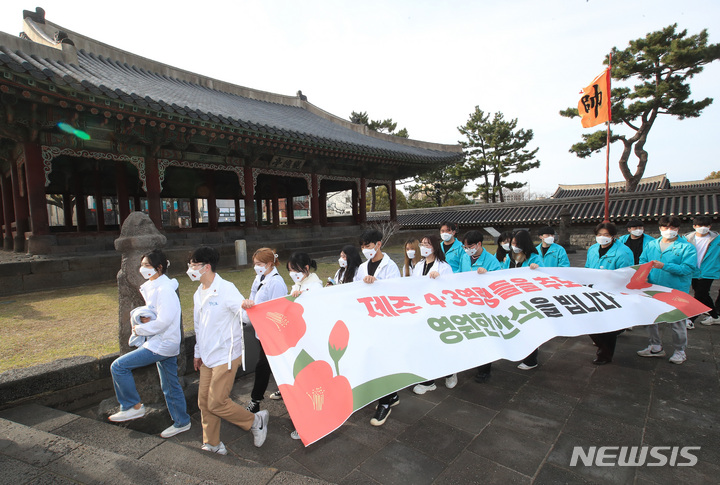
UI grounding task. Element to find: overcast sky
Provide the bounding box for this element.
[1,1,718,195]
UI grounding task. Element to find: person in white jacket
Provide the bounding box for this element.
[356,229,401,427]
[109,250,192,439]
[188,246,269,455]
[411,235,457,395]
[240,248,288,414]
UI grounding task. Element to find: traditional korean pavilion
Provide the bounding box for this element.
[0,8,463,254]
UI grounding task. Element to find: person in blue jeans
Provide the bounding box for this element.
[109,249,191,439]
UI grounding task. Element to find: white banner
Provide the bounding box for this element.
[247,264,708,446]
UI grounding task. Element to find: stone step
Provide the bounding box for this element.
[0,404,328,485]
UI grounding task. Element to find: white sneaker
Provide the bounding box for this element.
[700,315,720,326]
[160,422,191,438]
[637,346,666,358]
[445,374,458,389]
[201,441,227,455]
[108,405,146,422]
[412,383,436,395]
[686,319,695,329]
[290,430,301,440]
[251,410,269,447]
[517,363,537,371]
[669,350,687,365]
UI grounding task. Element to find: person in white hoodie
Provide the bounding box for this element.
[240,248,288,414]
[109,249,191,439]
[188,246,269,455]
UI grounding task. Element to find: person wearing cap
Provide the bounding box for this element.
[617,220,654,265]
[535,226,570,268]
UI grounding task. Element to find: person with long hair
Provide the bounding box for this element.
[241,248,289,413]
[109,249,191,439]
[188,246,268,455]
[503,230,544,370]
[330,244,362,285]
[412,235,455,394]
[585,223,634,364]
[274,251,322,440]
[495,231,514,265]
[402,238,422,277]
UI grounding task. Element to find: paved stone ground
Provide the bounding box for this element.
[156,249,720,484]
[3,248,720,484]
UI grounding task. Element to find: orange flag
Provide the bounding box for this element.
[578,69,611,128]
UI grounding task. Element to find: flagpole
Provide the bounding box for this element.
[603,53,612,223]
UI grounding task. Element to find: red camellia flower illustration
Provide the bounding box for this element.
[329,320,349,353]
[248,298,307,356]
[279,360,353,445]
[651,289,710,317]
[626,262,653,290]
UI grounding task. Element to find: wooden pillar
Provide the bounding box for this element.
[271,179,280,228]
[207,171,217,232]
[359,177,367,224]
[10,162,29,251]
[243,166,256,228]
[74,174,86,232]
[352,184,359,224]
[115,161,130,225]
[94,163,105,232]
[255,198,263,225]
[319,186,327,226]
[22,143,50,236]
[390,180,397,223]
[234,198,241,227]
[189,198,198,228]
[286,195,294,225]
[311,174,320,227]
[144,157,163,230]
[1,173,15,250]
[62,193,73,229]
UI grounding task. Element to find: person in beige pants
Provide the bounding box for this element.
[188,246,269,454]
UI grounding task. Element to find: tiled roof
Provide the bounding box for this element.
[0,15,462,166]
[370,186,720,227]
[551,174,670,198]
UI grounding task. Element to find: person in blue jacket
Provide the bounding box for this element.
[503,230,544,370]
[440,221,469,273]
[536,226,570,268]
[584,222,634,364]
[637,216,697,365]
[685,216,720,326]
[617,219,654,265]
[460,230,502,382]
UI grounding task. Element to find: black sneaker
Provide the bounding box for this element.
[370,405,391,426]
[388,393,400,408]
[246,400,260,413]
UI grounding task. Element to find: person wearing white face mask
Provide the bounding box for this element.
[329,245,362,285]
[439,221,470,273]
[109,249,191,439]
[617,219,654,265]
[459,230,501,383]
[535,226,570,268]
[411,235,456,395]
[584,223,634,365]
[283,252,323,440]
[355,229,401,426]
[494,231,514,266]
[501,230,544,370]
[637,216,697,365]
[189,246,269,455]
[402,238,421,277]
[684,216,720,326]
[240,248,288,414]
